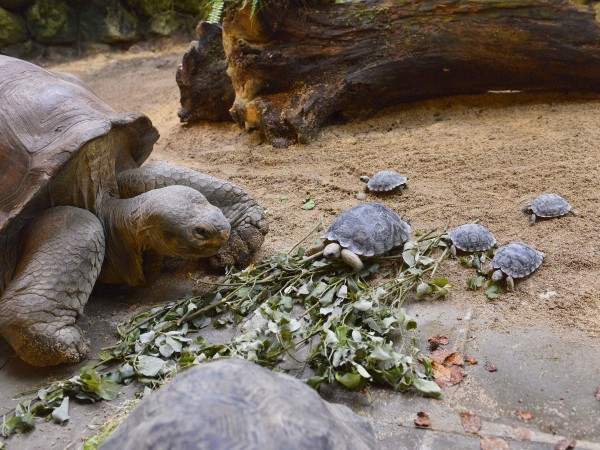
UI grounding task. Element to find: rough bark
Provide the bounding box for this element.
[216,0,600,147]
[176,21,234,122]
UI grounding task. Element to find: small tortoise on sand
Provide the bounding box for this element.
[0,56,267,366]
[488,242,544,292]
[360,170,408,194]
[308,202,410,271]
[445,223,496,257]
[522,193,576,224]
[101,359,376,450]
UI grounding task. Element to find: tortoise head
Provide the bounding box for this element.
[140,186,230,258]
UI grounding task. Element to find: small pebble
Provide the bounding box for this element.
[356,192,367,200]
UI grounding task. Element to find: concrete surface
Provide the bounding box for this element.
[1,267,599,450]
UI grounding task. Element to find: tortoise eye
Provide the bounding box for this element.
[194,228,211,239]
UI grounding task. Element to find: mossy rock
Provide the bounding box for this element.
[147,11,193,36]
[0,6,28,47]
[26,0,77,44]
[174,0,207,17]
[123,0,172,17]
[80,0,140,44]
[0,0,34,10]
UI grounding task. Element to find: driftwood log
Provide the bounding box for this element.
[178,0,600,147]
[176,22,234,122]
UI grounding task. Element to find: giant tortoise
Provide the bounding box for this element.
[101,359,376,450]
[0,56,267,366]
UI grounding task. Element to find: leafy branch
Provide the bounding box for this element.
[2,225,452,438]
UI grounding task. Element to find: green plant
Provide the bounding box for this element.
[206,0,264,23]
[2,223,452,437]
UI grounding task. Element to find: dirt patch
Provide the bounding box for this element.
[48,46,600,340]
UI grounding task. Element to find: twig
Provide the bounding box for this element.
[288,217,324,253]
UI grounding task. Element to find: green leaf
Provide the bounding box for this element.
[51,397,69,424]
[353,299,373,311]
[2,413,35,436]
[301,198,316,210]
[139,330,155,344]
[468,275,485,290]
[413,378,443,398]
[79,366,120,401]
[430,277,450,288]
[279,296,293,311]
[335,372,364,390]
[136,355,166,377]
[355,364,372,379]
[485,281,501,299]
[159,343,174,357]
[307,376,326,390]
[416,282,433,298]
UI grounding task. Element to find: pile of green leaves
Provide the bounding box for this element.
[460,250,501,299]
[2,228,452,438]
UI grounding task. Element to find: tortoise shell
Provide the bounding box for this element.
[322,202,410,257]
[448,223,496,253]
[0,55,158,237]
[490,242,544,279]
[529,194,572,218]
[101,359,376,450]
[365,170,408,192]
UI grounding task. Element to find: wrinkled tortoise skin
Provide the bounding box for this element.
[101,359,376,450]
[322,202,410,257]
[448,223,496,252]
[490,242,544,279]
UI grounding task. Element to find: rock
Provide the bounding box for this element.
[174,0,207,16]
[0,0,34,10]
[0,39,43,58]
[79,0,139,44]
[0,6,27,47]
[123,0,171,17]
[147,11,192,37]
[26,0,77,44]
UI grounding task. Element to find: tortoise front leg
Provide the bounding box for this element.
[117,161,267,269]
[0,207,104,366]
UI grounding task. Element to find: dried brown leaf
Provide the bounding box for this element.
[444,351,465,367]
[480,436,510,450]
[484,361,498,372]
[460,411,482,434]
[414,411,431,428]
[429,349,452,364]
[466,356,478,365]
[555,438,576,450]
[428,334,449,350]
[514,410,533,421]
[432,361,464,387]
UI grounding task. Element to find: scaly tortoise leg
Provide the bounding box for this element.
[117,161,267,269]
[0,207,105,366]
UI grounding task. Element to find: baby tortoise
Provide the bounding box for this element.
[444,223,496,257]
[522,193,577,224]
[360,170,408,194]
[307,202,410,271]
[488,242,544,292]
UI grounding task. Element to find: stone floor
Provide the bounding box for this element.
[1,268,598,450]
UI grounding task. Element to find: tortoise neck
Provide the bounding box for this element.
[97,194,159,287]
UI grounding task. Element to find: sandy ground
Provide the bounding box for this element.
[1,44,600,448]
[50,44,600,337]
